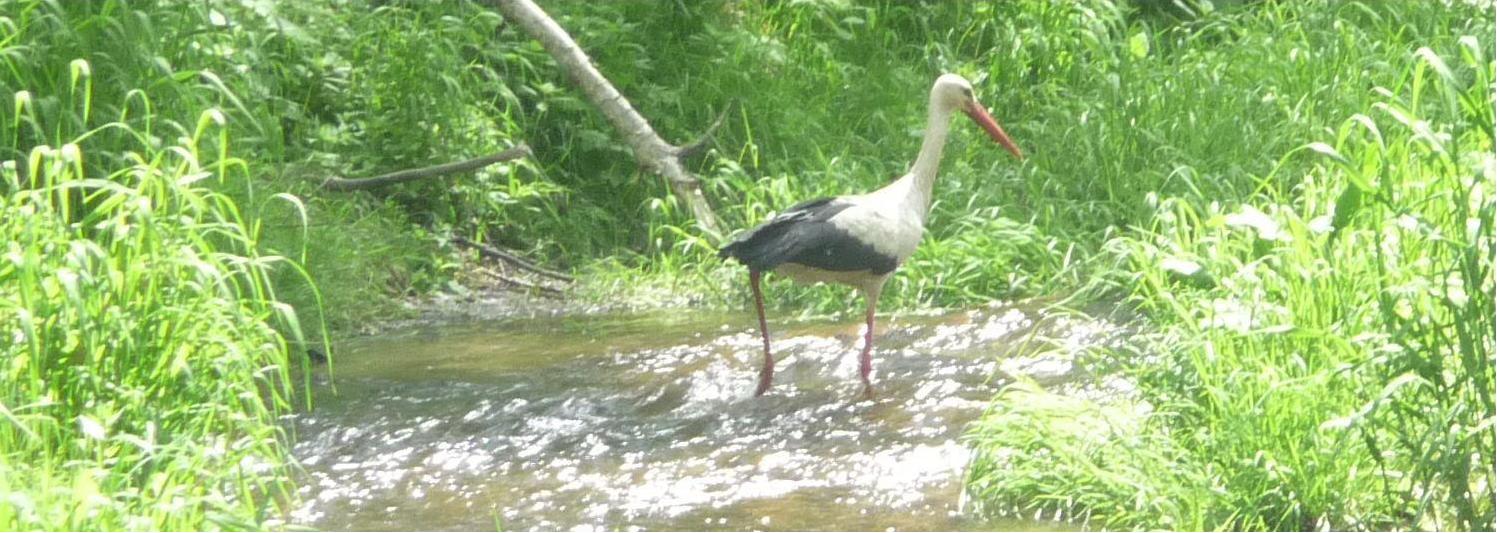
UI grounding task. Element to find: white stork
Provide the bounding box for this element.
[719,73,1024,398]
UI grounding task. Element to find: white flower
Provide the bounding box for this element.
[1308,215,1333,234]
[1225,204,1288,241]
[1160,257,1202,276]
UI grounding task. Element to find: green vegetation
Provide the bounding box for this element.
[0,105,306,529]
[959,2,1494,530]
[1,0,1490,530]
[0,0,508,528]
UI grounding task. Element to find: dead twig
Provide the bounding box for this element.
[321,144,532,191]
[453,235,575,283]
[675,103,734,160]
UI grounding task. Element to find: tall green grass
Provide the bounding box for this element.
[0,0,558,330]
[559,0,1450,312]
[0,78,312,529]
[0,1,601,525]
[965,3,1494,530]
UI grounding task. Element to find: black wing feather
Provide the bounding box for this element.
[718,197,898,274]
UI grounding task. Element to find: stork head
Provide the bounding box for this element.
[931,74,1024,160]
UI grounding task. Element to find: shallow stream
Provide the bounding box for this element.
[288,303,1123,531]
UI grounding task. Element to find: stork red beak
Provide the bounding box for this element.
[963,101,1024,160]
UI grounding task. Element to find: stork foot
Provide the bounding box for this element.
[755,362,774,397]
[858,353,875,400]
[857,289,878,401]
[750,269,775,398]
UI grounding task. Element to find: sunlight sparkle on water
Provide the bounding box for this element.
[289,304,1122,531]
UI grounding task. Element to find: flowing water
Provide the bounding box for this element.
[287,302,1126,531]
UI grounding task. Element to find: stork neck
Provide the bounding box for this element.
[904,103,955,212]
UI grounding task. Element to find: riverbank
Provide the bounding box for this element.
[2,0,1490,530]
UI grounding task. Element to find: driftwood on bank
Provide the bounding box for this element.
[452,235,574,283]
[485,0,724,237]
[321,144,532,191]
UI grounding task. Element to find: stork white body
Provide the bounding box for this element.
[719,74,1023,397]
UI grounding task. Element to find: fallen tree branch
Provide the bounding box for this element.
[487,0,724,238]
[321,144,532,191]
[453,235,575,283]
[482,269,565,298]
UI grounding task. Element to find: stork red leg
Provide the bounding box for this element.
[859,296,877,399]
[749,270,775,396]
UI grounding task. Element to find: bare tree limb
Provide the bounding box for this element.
[321,144,532,192]
[453,235,575,283]
[486,0,724,238]
[675,103,733,160]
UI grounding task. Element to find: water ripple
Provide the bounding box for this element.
[288,303,1123,531]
